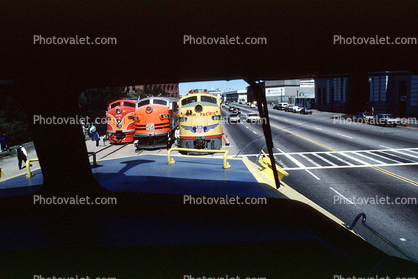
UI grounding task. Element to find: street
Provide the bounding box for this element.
[222,103,418,261]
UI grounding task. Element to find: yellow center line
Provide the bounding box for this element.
[270,124,338,152]
[372,166,418,187]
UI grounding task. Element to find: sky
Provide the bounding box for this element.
[179,79,249,97]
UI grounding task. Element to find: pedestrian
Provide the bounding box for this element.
[3,133,10,151]
[90,124,96,141]
[94,131,100,147]
[0,134,4,152]
[16,143,28,170]
[175,126,180,146]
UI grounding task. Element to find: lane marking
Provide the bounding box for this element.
[253,131,257,135]
[270,124,338,152]
[388,149,418,160]
[298,154,322,167]
[284,154,306,168]
[315,127,323,130]
[337,133,353,139]
[311,153,337,166]
[372,166,418,187]
[326,153,354,166]
[366,151,402,163]
[329,187,354,204]
[276,147,285,153]
[283,162,418,170]
[379,145,393,149]
[306,169,321,180]
[354,151,385,164]
[338,152,368,165]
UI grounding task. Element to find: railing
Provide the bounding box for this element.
[167,148,231,169]
[345,213,417,263]
[25,158,39,178]
[88,152,98,167]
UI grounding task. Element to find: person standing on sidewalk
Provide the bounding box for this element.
[94,131,100,148]
[16,143,28,170]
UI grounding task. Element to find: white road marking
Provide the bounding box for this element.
[253,131,257,134]
[311,153,338,166]
[284,154,306,168]
[305,169,321,180]
[379,145,393,149]
[276,147,285,153]
[298,154,322,167]
[315,127,323,130]
[337,133,353,139]
[326,153,354,166]
[339,152,368,165]
[354,152,385,164]
[330,187,354,204]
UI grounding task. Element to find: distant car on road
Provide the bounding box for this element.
[299,107,313,114]
[284,105,294,112]
[276,103,289,110]
[370,114,401,127]
[229,106,235,111]
[250,103,256,108]
[292,106,302,113]
[246,113,261,123]
[234,108,241,114]
[228,113,241,123]
[353,112,373,123]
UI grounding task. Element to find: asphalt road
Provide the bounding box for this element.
[222,103,418,262]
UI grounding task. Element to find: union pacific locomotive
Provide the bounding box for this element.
[106,99,137,143]
[178,90,223,150]
[133,96,179,149]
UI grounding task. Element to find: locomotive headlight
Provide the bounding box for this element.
[116,118,121,123]
[195,104,203,113]
[146,107,152,113]
[116,108,122,114]
[116,123,122,129]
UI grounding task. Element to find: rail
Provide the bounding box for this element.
[167,148,231,169]
[25,158,39,178]
[345,213,417,263]
[88,152,98,167]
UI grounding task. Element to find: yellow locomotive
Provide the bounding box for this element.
[178,90,223,150]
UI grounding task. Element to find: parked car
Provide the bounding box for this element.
[228,113,241,123]
[353,112,373,123]
[300,107,313,114]
[370,114,401,127]
[246,113,261,123]
[284,105,294,112]
[292,106,302,113]
[273,104,280,110]
[277,103,289,110]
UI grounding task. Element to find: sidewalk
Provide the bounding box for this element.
[0,142,41,185]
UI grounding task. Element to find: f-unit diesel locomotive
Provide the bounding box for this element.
[133,96,179,149]
[178,90,223,150]
[106,99,137,143]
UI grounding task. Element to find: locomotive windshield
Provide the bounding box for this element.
[110,102,120,109]
[123,102,136,108]
[200,95,218,104]
[153,99,168,106]
[181,96,197,106]
[137,99,150,108]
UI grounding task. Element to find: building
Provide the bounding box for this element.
[315,75,369,113]
[369,72,418,117]
[223,89,247,103]
[125,83,180,98]
[247,79,315,107]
